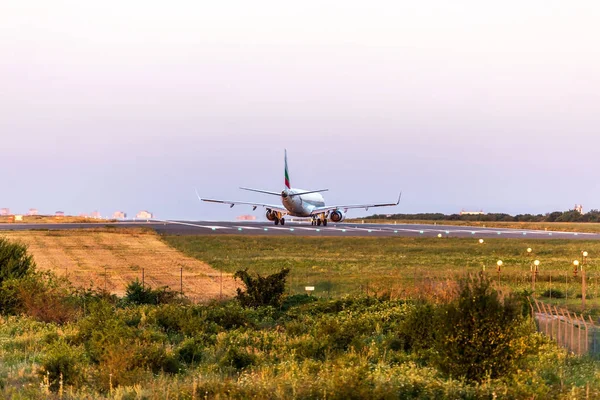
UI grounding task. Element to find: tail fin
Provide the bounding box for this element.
[284,149,291,189]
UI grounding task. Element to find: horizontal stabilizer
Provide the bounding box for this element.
[239,187,282,196]
[289,189,329,197]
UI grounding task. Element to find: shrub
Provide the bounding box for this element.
[234,268,289,308]
[39,341,84,392]
[0,237,35,286]
[124,279,179,305]
[219,346,257,370]
[177,337,204,365]
[0,237,36,314]
[541,289,565,299]
[432,273,526,382]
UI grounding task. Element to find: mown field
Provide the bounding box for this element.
[346,219,600,233]
[1,229,238,300]
[164,235,600,315]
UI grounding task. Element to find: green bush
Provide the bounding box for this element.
[39,341,84,392]
[541,288,566,299]
[0,237,35,286]
[124,279,179,305]
[219,346,257,370]
[234,268,289,308]
[0,237,36,314]
[432,273,527,382]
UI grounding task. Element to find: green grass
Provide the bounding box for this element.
[164,235,600,314]
[347,219,600,233]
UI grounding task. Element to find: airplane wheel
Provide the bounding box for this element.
[275,218,280,225]
[323,219,328,226]
[317,220,321,226]
[281,218,285,225]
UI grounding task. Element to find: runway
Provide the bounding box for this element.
[0,220,599,240]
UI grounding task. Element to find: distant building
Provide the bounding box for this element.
[136,211,153,220]
[55,211,65,217]
[28,208,39,216]
[236,215,257,221]
[113,211,127,220]
[574,204,583,214]
[0,208,10,216]
[90,211,102,219]
[460,209,485,216]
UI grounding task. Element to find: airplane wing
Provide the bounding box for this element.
[197,190,287,213]
[310,193,402,215]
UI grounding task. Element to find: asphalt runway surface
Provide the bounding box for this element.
[1,220,599,240]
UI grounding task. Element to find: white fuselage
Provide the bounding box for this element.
[281,188,325,217]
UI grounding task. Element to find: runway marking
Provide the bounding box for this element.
[234,226,262,230]
[151,219,230,230]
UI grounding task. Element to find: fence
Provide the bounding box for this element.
[532,298,600,357]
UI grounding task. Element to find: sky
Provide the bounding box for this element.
[1,1,599,220]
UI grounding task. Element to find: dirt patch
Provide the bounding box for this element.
[1,229,238,302]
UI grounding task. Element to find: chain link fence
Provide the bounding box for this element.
[532,298,600,357]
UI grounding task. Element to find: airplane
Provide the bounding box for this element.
[198,150,401,226]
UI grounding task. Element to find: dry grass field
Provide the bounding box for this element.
[0,228,238,301]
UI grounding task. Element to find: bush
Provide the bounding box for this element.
[234,268,289,308]
[541,289,565,299]
[0,237,35,286]
[124,279,179,305]
[432,273,527,382]
[0,237,36,314]
[219,346,257,370]
[39,341,84,392]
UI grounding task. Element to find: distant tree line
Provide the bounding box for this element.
[366,209,600,223]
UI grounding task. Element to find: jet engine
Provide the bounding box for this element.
[330,210,346,222]
[266,210,276,221]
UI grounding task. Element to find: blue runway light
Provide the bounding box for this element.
[497,232,502,235]
[316,229,320,232]
[264,228,268,231]
[289,228,294,231]
[471,231,475,235]
[368,230,372,233]
[212,228,216,231]
[419,231,424,234]
[238,228,242,231]
[523,232,527,235]
[394,230,398,233]
[342,229,346,232]
[445,231,450,234]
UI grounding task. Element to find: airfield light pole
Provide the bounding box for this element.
[526,248,533,285]
[582,252,589,308]
[532,260,540,293]
[573,260,580,306]
[497,260,503,285]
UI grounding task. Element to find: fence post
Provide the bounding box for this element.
[554,306,561,345]
[589,316,595,356]
[560,309,569,351]
[581,315,589,355]
[578,313,582,356]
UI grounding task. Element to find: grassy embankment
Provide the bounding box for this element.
[165,235,600,315]
[346,219,600,233]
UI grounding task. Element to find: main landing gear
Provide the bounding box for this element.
[274,217,285,226]
[311,214,328,226]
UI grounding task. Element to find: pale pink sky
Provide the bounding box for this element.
[1,1,599,219]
